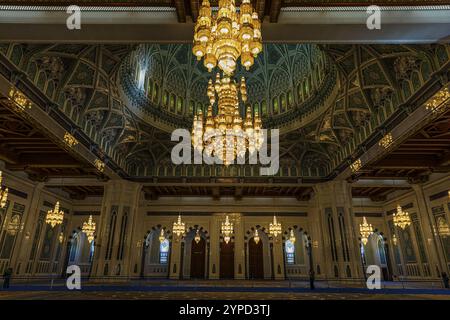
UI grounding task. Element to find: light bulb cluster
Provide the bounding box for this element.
[359,216,373,246]
[269,215,282,238]
[0,171,8,209]
[82,215,96,243]
[192,74,263,165]
[221,215,234,243]
[393,204,411,230]
[173,214,186,237]
[45,201,64,228]
[193,0,262,75]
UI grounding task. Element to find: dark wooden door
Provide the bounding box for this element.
[220,242,234,279]
[190,238,206,279]
[248,239,264,279]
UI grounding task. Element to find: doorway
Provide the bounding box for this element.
[248,239,264,279]
[190,237,206,279]
[220,241,234,279]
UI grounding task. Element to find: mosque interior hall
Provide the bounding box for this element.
[0,0,449,301]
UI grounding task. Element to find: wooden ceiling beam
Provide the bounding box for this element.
[269,0,282,22]
[174,0,187,22]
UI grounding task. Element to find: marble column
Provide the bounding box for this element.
[208,215,220,279]
[234,214,245,279]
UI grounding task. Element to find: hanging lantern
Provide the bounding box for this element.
[194,229,201,244]
[58,232,64,244]
[159,229,166,243]
[253,229,260,244]
[0,171,8,209]
[269,215,282,238]
[359,216,373,246]
[82,215,96,243]
[392,233,398,246]
[221,215,234,244]
[173,214,185,237]
[437,217,450,237]
[393,204,411,230]
[45,201,64,228]
[289,229,296,244]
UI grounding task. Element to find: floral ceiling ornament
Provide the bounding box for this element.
[379,132,394,149]
[94,159,105,173]
[193,0,262,75]
[0,171,8,209]
[350,159,362,173]
[393,204,411,230]
[82,215,96,243]
[425,87,450,114]
[8,86,31,112]
[63,132,79,148]
[45,201,64,228]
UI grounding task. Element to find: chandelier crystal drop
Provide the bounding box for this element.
[159,229,166,243]
[221,215,234,244]
[359,216,373,246]
[173,214,186,237]
[253,229,260,244]
[393,204,411,230]
[289,229,296,244]
[193,0,263,75]
[194,229,201,244]
[269,215,282,238]
[82,215,96,243]
[0,171,8,209]
[192,74,263,165]
[45,201,64,228]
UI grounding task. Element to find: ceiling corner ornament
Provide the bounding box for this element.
[82,215,96,243]
[425,87,450,114]
[289,229,296,244]
[45,201,64,228]
[393,204,411,230]
[194,229,201,244]
[8,86,31,112]
[253,228,260,244]
[193,0,262,75]
[173,214,185,237]
[378,132,394,149]
[221,215,234,243]
[159,229,166,243]
[191,74,263,165]
[0,171,8,209]
[94,159,105,173]
[64,132,79,148]
[269,215,282,238]
[350,159,362,173]
[359,216,373,246]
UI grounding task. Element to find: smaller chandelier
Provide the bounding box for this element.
[221,215,234,244]
[393,204,411,230]
[359,216,373,246]
[0,171,8,209]
[82,215,96,243]
[45,201,64,228]
[253,229,260,244]
[269,215,282,238]
[173,214,185,237]
[58,232,64,244]
[392,233,398,246]
[437,217,450,237]
[289,229,296,244]
[194,229,201,244]
[159,229,166,243]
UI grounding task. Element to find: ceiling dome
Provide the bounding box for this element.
[119,43,336,132]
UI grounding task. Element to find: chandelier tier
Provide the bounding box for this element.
[221,215,234,244]
[173,214,186,237]
[0,171,8,209]
[393,204,411,230]
[269,215,282,238]
[82,215,96,243]
[359,216,373,246]
[193,0,262,75]
[192,74,263,165]
[45,201,64,228]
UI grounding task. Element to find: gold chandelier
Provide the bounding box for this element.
[288,229,296,244]
[193,0,262,75]
[173,214,185,237]
[221,215,234,244]
[269,215,282,238]
[159,229,166,243]
[192,74,263,165]
[393,204,411,230]
[82,215,96,243]
[194,229,201,244]
[0,171,8,209]
[45,201,64,228]
[253,229,260,244]
[359,216,373,246]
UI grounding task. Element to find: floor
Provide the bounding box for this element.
[1,280,449,300]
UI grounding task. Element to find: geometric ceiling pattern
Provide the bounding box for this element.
[1,43,449,180]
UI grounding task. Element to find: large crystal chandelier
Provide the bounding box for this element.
[193,0,262,75]
[192,74,263,165]
[82,215,96,243]
[393,204,411,230]
[221,215,234,244]
[0,171,8,209]
[359,216,373,246]
[269,215,282,238]
[45,201,64,228]
[173,214,186,237]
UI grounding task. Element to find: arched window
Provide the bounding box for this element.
[285,240,295,265]
[159,239,169,264]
